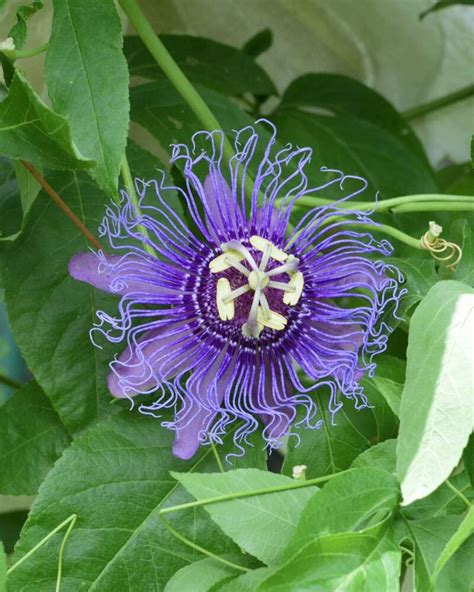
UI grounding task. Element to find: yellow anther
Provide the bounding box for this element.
[250,235,288,262]
[283,272,304,306]
[209,250,244,273]
[216,278,234,320]
[257,308,287,331]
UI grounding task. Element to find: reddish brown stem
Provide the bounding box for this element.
[20,161,103,251]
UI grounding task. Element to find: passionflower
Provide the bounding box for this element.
[69,121,403,460]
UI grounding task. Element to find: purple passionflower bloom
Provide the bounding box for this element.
[69,121,403,460]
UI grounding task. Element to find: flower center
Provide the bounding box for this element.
[209,235,304,338]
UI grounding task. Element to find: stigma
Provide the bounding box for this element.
[209,236,304,338]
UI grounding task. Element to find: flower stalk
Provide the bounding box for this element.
[20,161,103,251]
[118,0,236,165]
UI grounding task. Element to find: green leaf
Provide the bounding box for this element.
[403,471,474,520]
[9,412,265,591]
[271,110,438,199]
[397,280,474,505]
[257,529,401,592]
[406,515,474,591]
[0,381,70,495]
[0,542,6,592]
[282,383,398,480]
[0,71,94,170]
[172,468,317,565]
[278,73,430,166]
[242,29,273,59]
[4,171,118,433]
[164,557,249,592]
[352,439,397,474]
[420,0,474,19]
[8,0,44,48]
[432,506,474,585]
[283,468,400,560]
[45,0,129,196]
[125,34,276,96]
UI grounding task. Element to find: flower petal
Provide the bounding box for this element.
[172,347,236,460]
[69,252,183,299]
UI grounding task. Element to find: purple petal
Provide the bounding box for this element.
[69,252,183,298]
[172,349,236,460]
[108,323,201,399]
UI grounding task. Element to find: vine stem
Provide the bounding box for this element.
[160,469,352,516]
[402,83,474,121]
[391,201,474,214]
[20,161,103,251]
[7,514,77,580]
[0,372,22,389]
[159,514,249,572]
[118,0,235,164]
[355,222,422,249]
[2,42,49,60]
[277,194,473,213]
[210,440,225,473]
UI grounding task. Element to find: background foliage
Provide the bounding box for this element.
[0,0,473,590]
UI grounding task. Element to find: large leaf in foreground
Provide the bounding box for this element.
[4,171,118,433]
[0,72,93,170]
[0,381,70,495]
[9,413,265,591]
[46,0,129,195]
[173,468,316,565]
[397,281,474,504]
